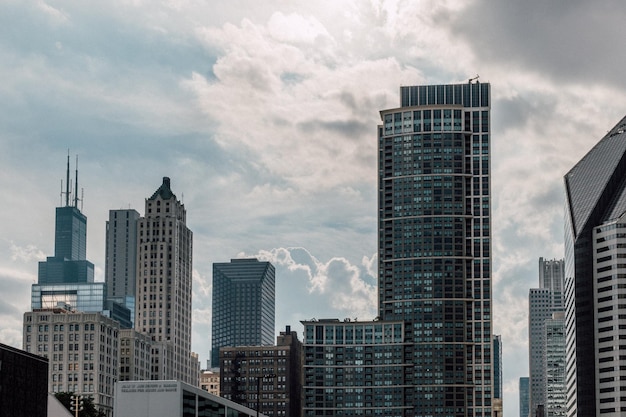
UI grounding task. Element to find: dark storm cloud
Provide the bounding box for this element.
[446,1,626,88]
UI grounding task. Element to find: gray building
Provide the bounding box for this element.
[220,326,302,417]
[378,81,493,416]
[23,307,120,416]
[136,177,197,385]
[301,319,409,417]
[528,259,564,415]
[563,115,626,416]
[519,377,530,417]
[119,328,153,381]
[211,258,275,368]
[105,209,140,326]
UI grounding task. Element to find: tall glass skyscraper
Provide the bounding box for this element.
[38,155,94,284]
[564,115,626,416]
[211,258,275,368]
[378,81,492,416]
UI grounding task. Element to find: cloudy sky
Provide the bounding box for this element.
[2,1,626,415]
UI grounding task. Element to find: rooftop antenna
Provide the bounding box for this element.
[80,188,84,212]
[74,155,79,208]
[64,150,71,207]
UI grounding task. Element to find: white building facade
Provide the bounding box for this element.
[23,308,120,416]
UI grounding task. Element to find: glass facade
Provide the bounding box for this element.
[379,82,492,417]
[211,259,276,368]
[301,320,409,417]
[31,282,106,312]
[54,206,87,261]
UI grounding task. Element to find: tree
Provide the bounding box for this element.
[54,392,106,417]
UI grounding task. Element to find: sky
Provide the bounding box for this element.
[1,1,626,416]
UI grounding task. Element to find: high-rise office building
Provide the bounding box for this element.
[105,209,140,326]
[211,258,275,368]
[564,115,626,416]
[378,81,492,416]
[135,177,197,384]
[32,155,131,327]
[544,312,565,417]
[520,377,530,417]
[528,259,564,415]
[38,154,94,285]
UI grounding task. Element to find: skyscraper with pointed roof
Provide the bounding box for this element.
[564,115,626,416]
[135,177,197,384]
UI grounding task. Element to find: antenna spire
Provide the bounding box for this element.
[65,150,70,207]
[74,155,79,208]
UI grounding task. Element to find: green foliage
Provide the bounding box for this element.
[54,392,106,417]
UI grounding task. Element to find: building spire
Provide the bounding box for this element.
[74,155,79,208]
[65,150,70,207]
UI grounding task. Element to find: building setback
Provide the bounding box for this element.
[23,308,120,416]
[378,82,493,416]
[564,115,626,416]
[136,177,197,385]
[220,326,302,417]
[211,258,275,368]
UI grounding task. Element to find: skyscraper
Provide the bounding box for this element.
[564,115,626,416]
[528,258,564,414]
[135,177,197,384]
[519,377,530,417]
[378,81,492,416]
[38,154,94,284]
[105,209,140,326]
[211,258,275,368]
